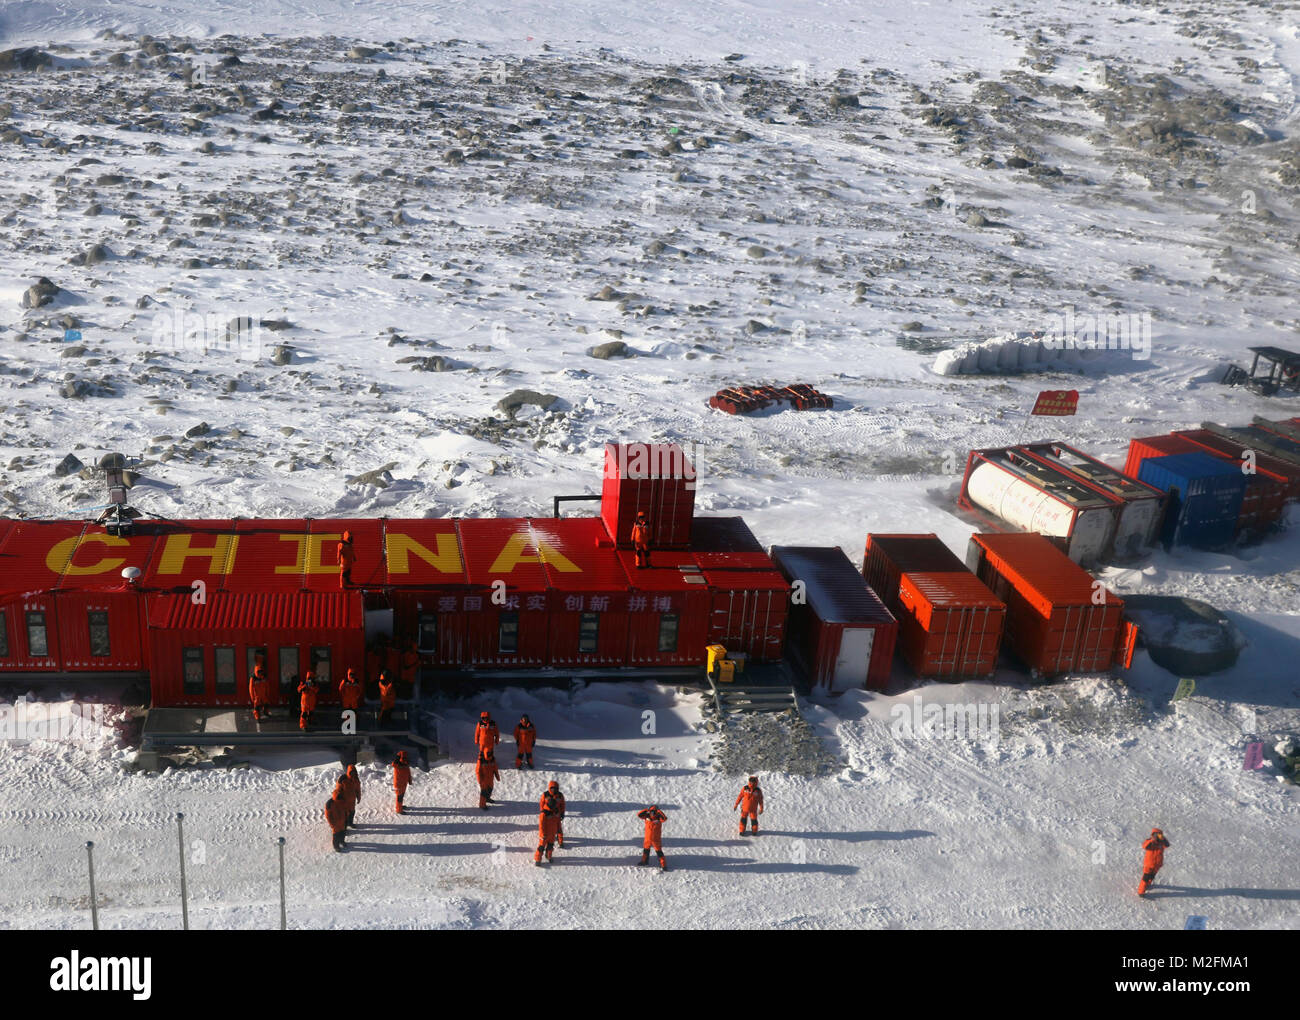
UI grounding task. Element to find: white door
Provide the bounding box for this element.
[831,627,874,692]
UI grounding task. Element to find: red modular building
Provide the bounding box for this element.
[0,497,790,706]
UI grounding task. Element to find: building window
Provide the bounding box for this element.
[311,646,331,684]
[0,610,8,659]
[418,612,437,652]
[498,612,519,654]
[278,646,299,696]
[579,612,599,654]
[214,647,236,694]
[88,610,111,657]
[26,611,48,658]
[658,613,679,653]
[183,648,205,695]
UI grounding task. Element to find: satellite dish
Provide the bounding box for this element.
[121,566,142,583]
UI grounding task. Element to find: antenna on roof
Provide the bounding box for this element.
[95,452,143,537]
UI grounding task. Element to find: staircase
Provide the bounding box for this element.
[706,664,798,715]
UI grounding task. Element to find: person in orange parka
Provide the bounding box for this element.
[337,530,356,589]
[339,668,364,714]
[637,805,667,869]
[344,764,362,827]
[475,749,501,810]
[734,775,764,835]
[543,779,566,848]
[631,511,651,569]
[514,714,537,769]
[332,772,356,830]
[325,795,348,852]
[391,750,412,814]
[534,786,562,866]
[298,673,319,731]
[1137,827,1171,896]
[399,639,420,692]
[378,671,397,727]
[249,665,271,721]
[474,711,500,755]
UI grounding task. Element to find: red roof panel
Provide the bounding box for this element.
[147,589,363,630]
[222,519,310,592]
[384,518,467,586]
[457,518,549,592]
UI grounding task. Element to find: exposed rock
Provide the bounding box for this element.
[0,48,53,71]
[21,277,60,309]
[588,340,629,359]
[53,453,83,477]
[497,389,559,416]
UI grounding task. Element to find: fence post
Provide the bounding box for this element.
[279,836,289,930]
[85,841,98,931]
[177,812,189,930]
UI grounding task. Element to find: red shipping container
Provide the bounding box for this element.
[894,572,1004,678]
[601,443,696,549]
[770,546,898,692]
[700,565,789,662]
[862,534,967,618]
[967,533,1136,676]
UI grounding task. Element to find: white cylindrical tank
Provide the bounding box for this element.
[965,462,1117,566]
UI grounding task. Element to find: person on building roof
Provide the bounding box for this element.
[631,511,652,569]
[337,530,356,589]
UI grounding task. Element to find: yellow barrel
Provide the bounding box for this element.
[718,660,736,683]
[706,643,728,676]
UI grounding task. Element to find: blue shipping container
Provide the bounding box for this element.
[1137,453,1246,549]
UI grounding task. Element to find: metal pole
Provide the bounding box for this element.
[177,812,189,931]
[277,837,287,931]
[85,841,98,931]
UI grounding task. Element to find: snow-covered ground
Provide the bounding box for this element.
[0,0,1298,928]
